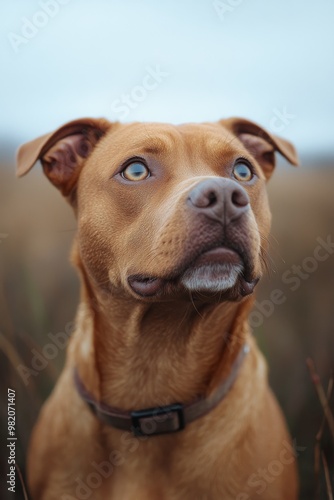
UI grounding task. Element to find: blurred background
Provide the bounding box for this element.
[0,0,333,498]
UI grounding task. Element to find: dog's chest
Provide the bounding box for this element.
[95,427,237,500]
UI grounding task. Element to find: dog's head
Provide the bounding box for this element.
[17,117,298,303]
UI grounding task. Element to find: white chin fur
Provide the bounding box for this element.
[181,263,243,293]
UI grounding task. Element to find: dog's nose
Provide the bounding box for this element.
[188,178,249,223]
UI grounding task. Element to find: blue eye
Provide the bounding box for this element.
[121,162,150,181]
[233,162,253,182]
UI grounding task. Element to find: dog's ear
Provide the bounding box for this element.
[221,117,299,180]
[16,118,112,199]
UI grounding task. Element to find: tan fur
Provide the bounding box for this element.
[17,118,299,499]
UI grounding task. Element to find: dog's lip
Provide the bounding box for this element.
[128,247,244,297]
[239,276,260,296]
[127,275,165,297]
[189,247,242,268]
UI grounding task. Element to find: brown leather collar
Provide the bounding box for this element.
[74,344,249,437]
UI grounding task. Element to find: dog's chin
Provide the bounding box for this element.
[180,263,243,293]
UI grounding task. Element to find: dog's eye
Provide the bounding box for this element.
[233,162,253,182]
[121,162,150,181]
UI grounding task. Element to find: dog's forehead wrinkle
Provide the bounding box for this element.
[124,122,184,153]
[176,126,240,164]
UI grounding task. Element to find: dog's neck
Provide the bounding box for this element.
[71,266,253,411]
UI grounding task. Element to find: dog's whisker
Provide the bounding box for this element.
[188,291,204,319]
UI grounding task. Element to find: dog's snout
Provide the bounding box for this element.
[188,178,249,222]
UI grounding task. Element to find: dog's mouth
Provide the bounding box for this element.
[127,276,166,297]
[128,247,258,299]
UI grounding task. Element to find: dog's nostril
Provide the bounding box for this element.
[231,189,249,208]
[207,190,217,207]
[189,187,218,208]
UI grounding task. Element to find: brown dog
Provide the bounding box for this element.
[17,117,299,500]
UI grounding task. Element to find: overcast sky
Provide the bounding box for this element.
[1,0,333,158]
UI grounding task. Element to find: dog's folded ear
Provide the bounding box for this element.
[221,117,299,180]
[16,118,112,198]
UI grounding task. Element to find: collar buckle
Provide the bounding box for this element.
[131,403,185,436]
